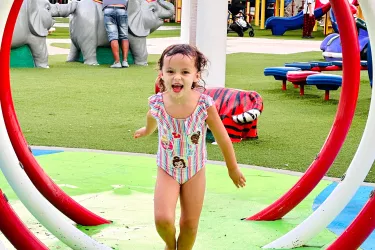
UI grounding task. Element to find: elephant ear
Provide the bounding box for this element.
[128,0,151,37]
[27,0,52,37]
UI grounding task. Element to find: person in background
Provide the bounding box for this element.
[302,0,316,39]
[103,0,130,68]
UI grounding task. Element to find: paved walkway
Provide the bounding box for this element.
[48,36,323,56]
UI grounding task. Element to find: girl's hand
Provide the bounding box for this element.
[134,127,146,139]
[228,168,246,188]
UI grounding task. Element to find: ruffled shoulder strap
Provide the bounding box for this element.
[148,93,163,119]
[197,94,215,121]
[201,93,214,110]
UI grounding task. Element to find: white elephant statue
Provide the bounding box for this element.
[67,0,175,66]
[11,0,78,68]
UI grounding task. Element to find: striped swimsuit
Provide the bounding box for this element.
[149,93,214,184]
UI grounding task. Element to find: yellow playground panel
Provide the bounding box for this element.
[274,0,285,17]
[175,0,182,23]
[253,0,285,29]
[175,0,278,29]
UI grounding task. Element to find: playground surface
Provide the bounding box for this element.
[0,146,374,249]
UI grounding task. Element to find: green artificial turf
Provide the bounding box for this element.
[50,43,71,49]
[9,51,374,182]
[54,17,70,23]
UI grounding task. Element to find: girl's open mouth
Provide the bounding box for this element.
[172,84,183,93]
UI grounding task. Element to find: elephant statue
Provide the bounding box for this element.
[11,0,78,68]
[67,0,175,66]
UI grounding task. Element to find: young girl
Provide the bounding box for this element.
[134,44,246,250]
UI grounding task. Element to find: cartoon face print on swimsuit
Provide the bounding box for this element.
[172,156,186,169]
[190,131,201,145]
[161,134,173,151]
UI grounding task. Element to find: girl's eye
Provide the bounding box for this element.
[183,71,190,74]
[167,70,174,73]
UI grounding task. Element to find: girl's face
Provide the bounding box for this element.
[160,54,200,98]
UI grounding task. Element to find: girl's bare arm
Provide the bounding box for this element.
[134,110,158,138]
[206,105,246,188]
[206,106,237,170]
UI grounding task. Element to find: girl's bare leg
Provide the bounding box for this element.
[154,167,180,250]
[177,168,206,250]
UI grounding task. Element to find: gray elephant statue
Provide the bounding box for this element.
[11,0,78,68]
[67,0,175,66]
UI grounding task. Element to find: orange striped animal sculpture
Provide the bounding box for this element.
[204,88,263,143]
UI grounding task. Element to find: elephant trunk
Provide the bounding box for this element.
[157,0,175,19]
[50,0,78,17]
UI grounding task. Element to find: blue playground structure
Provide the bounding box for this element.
[264,2,330,36]
[321,9,369,61]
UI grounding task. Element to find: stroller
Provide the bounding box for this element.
[227,9,255,37]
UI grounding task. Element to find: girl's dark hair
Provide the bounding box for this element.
[156,44,208,92]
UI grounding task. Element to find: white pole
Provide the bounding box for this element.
[180,0,191,43]
[263,0,375,248]
[188,0,198,46]
[196,0,227,88]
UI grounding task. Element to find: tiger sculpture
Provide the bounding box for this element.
[154,81,264,143]
[204,88,263,143]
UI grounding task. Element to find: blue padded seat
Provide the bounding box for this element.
[306,74,342,100]
[284,62,321,70]
[306,74,342,91]
[310,61,333,67]
[331,61,343,67]
[329,60,366,68]
[264,67,301,80]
